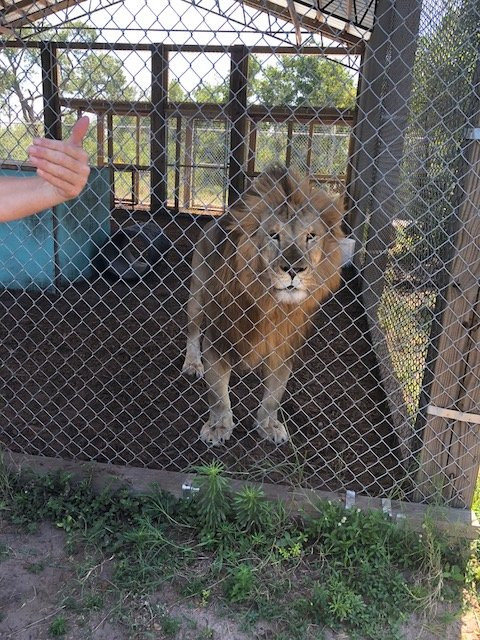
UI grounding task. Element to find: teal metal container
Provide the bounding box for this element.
[0,167,110,290]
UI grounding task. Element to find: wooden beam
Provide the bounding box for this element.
[40,41,61,140]
[6,0,82,28]
[242,0,364,46]
[150,43,169,214]
[415,87,480,508]
[228,45,249,206]
[3,451,479,539]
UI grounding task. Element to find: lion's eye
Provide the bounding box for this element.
[269,232,281,243]
[307,232,316,242]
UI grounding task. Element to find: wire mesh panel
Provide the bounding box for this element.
[0,0,478,508]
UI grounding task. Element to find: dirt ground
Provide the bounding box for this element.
[0,213,406,496]
[0,520,479,640]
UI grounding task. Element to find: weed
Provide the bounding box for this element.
[224,564,255,602]
[25,560,46,574]
[82,591,105,611]
[48,615,68,637]
[158,611,182,636]
[193,462,231,536]
[233,485,283,535]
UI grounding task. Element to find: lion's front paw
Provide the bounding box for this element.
[182,356,204,378]
[200,412,233,446]
[256,416,289,445]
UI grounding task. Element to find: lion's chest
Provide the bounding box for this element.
[225,305,308,368]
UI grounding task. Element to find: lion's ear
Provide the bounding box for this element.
[227,194,262,236]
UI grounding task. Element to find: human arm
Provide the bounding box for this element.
[0,116,90,223]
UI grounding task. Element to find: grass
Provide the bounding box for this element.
[48,615,68,637]
[0,461,479,640]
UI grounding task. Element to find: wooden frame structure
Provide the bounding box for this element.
[0,39,356,214]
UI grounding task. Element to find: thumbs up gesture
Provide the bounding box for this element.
[28,116,91,201]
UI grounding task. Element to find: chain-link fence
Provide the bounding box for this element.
[0,0,478,509]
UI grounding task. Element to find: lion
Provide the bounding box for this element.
[182,164,344,446]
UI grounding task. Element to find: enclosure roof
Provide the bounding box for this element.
[0,0,82,31]
[241,0,375,44]
[1,0,375,43]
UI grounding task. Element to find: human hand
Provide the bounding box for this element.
[28,116,91,202]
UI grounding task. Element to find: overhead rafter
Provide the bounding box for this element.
[241,0,374,46]
[0,0,86,29]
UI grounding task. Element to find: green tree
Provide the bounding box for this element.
[0,22,137,138]
[192,80,229,104]
[250,55,356,109]
[168,79,187,102]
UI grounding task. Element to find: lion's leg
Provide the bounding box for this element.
[200,343,234,446]
[182,250,207,378]
[256,358,293,445]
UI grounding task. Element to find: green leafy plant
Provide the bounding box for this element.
[193,462,231,536]
[224,564,255,603]
[233,486,284,536]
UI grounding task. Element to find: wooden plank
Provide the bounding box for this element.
[247,119,257,178]
[305,122,314,172]
[59,97,355,127]
[3,451,478,539]
[2,40,363,56]
[285,121,293,167]
[182,119,194,210]
[107,114,115,212]
[174,115,182,213]
[416,99,480,506]
[96,115,105,168]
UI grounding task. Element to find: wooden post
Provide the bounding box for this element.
[183,119,194,210]
[247,120,257,180]
[346,0,422,459]
[107,114,115,212]
[151,43,169,214]
[285,121,293,168]
[173,115,182,213]
[306,122,314,173]
[228,45,248,206]
[40,41,61,140]
[415,95,480,508]
[96,114,105,167]
[40,41,62,289]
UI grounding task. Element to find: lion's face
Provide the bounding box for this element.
[255,212,332,304]
[229,166,343,306]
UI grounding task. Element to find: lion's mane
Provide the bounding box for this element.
[203,166,344,370]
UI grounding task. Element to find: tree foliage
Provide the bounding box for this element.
[167,54,356,109]
[250,55,356,109]
[0,21,136,137]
